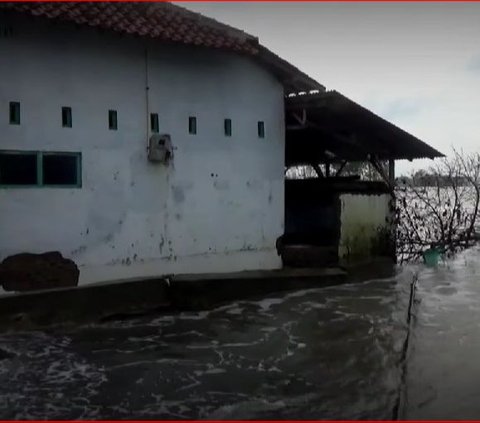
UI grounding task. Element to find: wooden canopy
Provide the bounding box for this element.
[286,90,444,166]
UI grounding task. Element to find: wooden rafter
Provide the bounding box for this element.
[369,156,394,193]
[335,160,348,177]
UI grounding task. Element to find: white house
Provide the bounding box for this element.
[0,2,442,292]
[0,2,324,288]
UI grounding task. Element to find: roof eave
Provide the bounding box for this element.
[255,46,325,94]
[285,90,445,162]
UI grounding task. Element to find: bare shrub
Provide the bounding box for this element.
[396,149,480,263]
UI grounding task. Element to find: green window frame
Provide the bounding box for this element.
[62,106,72,128]
[224,118,232,137]
[0,150,82,188]
[188,116,197,135]
[9,101,20,125]
[108,110,118,130]
[150,113,159,133]
[258,121,265,138]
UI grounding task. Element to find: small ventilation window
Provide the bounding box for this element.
[188,116,197,135]
[108,110,118,130]
[224,119,232,137]
[258,121,265,138]
[62,107,72,128]
[150,113,159,133]
[9,102,20,125]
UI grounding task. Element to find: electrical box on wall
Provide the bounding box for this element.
[148,134,173,164]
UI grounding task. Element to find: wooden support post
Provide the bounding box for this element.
[387,159,397,263]
[312,163,324,178]
[325,162,331,178]
[335,160,348,177]
[389,159,395,185]
[369,156,393,192]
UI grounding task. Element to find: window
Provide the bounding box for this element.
[108,110,118,130]
[43,154,80,186]
[188,116,197,135]
[9,102,20,125]
[258,121,265,138]
[62,107,72,128]
[0,152,36,185]
[150,113,159,133]
[0,151,81,187]
[224,119,232,137]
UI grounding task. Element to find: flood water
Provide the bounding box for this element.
[1,249,480,419]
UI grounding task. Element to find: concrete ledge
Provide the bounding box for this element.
[0,267,347,332]
[170,267,347,309]
[0,277,170,332]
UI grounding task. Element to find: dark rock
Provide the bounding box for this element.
[0,348,14,360]
[0,251,79,292]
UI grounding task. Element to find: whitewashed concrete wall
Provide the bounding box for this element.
[0,15,285,286]
[338,193,391,262]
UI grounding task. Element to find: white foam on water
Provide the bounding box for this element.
[220,341,261,347]
[175,374,202,392]
[205,392,320,420]
[205,397,286,419]
[194,368,226,376]
[0,332,108,419]
[256,297,286,311]
[226,307,244,315]
[163,330,206,338]
[178,311,211,320]
[108,357,186,370]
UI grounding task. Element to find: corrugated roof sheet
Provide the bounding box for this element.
[286,90,444,162]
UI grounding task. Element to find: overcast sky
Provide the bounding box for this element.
[177,2,480,175]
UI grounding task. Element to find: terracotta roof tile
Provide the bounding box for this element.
[1,2,259,53]
[1,2,324,93]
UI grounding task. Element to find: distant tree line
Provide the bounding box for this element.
[397,170,469,188]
